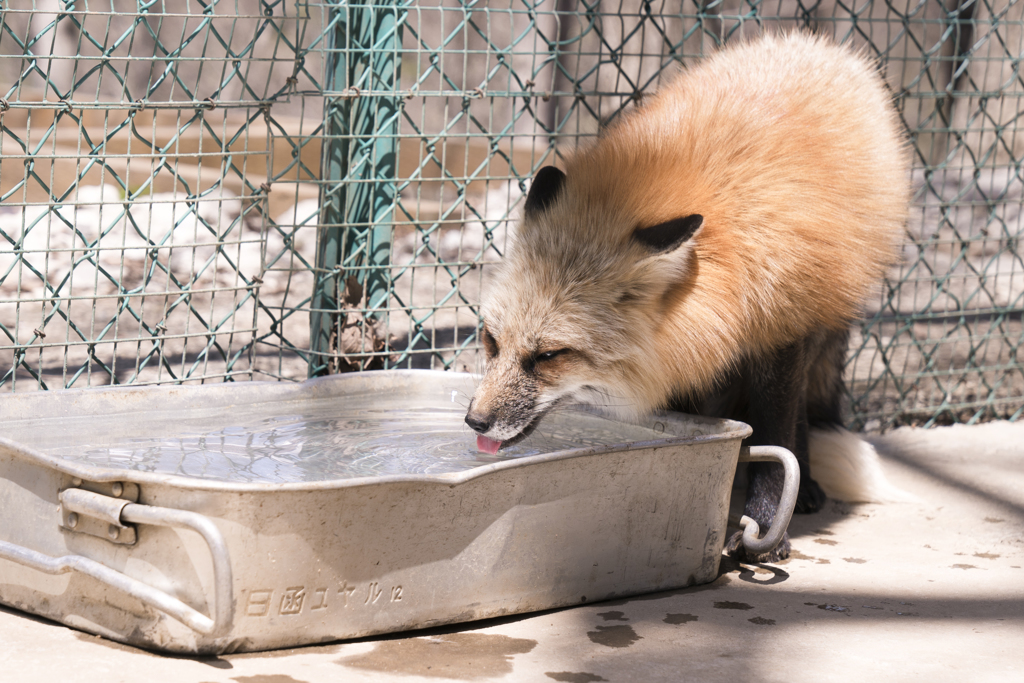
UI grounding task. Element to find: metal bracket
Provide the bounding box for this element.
[66,478,140,503]
[735,445,800,556]
[60,486,138,545]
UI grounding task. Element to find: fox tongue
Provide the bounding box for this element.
[476,434,503,454]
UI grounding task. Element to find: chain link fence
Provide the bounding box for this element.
[2,0,1023,431]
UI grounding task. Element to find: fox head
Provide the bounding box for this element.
[465,165,704,446]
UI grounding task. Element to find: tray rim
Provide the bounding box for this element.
[0,369,752,493]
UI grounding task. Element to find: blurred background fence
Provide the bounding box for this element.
[2,0,1023,431]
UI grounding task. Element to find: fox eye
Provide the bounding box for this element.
[536,348,570,362]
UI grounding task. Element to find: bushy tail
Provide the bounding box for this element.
[808,427,920,503]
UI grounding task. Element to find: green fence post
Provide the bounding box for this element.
[310,0,404,377]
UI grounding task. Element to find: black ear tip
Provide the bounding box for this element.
[534,166,565,183]
[524,166,567,217]
[632,213,704,253]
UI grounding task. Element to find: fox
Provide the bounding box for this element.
[463,32,913,563]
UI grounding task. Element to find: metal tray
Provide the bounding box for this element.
[0,370,796,654]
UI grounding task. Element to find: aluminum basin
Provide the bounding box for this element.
[0,370,764,654]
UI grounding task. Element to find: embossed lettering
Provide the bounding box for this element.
[391,586,403,602]
[280,586,306,615]
[312,588,328,610]
[365,581,383,604]
[246,589,273,617]
[338,581,357,607]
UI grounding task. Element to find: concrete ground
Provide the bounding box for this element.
[2,421,1022,683]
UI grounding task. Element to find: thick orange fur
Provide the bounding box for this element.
[471,33,908,455]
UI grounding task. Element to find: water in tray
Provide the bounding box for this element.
[5,393,667,484]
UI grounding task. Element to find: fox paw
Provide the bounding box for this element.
[725,530,791,564]
[795,478,827,514]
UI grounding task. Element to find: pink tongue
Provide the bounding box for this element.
[476,434,503,455]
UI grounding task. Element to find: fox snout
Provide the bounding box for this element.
[464,369,546,444]
[463,392,528,441]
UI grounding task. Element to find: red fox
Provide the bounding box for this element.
[465,32,912,562]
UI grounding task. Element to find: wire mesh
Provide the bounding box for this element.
[2,0,1023,431]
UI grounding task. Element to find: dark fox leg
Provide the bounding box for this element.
[793,395,827,514]
[726,339,813,563]
[806,326,850,430]
[796,326,853,513]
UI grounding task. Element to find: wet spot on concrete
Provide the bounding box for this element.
[587,625,642,648]
[843,557,867,564]
[233,677,309,683]
[818,604,849,612]
[664,613,699,625]
[545,673,608,682]
[714,601,753,610]
[596,611,628,622]
[984,517,1005,523]
[974,552,1000,559]
[789,549,829,564]
[952,564,978,569]
[748,617,776,626]
[338,633,537,679]
[814,538,838,546]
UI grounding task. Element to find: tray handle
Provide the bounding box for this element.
[735,445,800,556]
[0,497,233,637]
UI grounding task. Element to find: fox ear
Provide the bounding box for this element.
[632,214,703,253]
[524,166,566,218]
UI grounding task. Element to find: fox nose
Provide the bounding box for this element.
[465,412,492,434]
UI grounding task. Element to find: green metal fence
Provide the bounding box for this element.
[2,0,1024,431]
